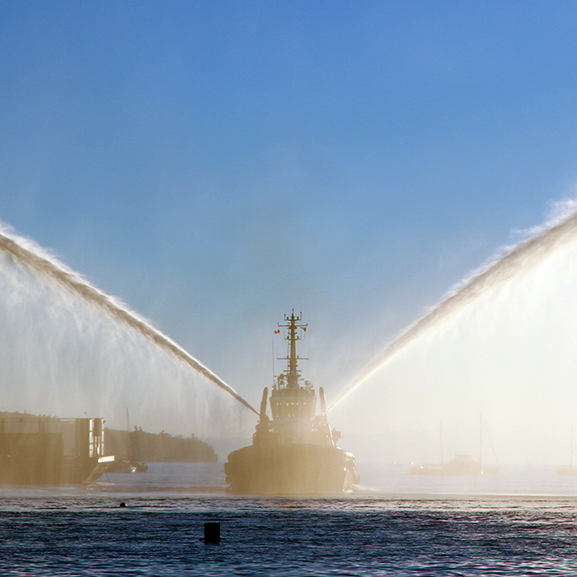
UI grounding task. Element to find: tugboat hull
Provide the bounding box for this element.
[225,444,358,495]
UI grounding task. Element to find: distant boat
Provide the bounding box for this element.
[107,409,148,474]
[106,458,148,474]
[410,415,499,476]
[410,453,499,476]
[557,425,577,475]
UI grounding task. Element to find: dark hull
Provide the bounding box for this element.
[225,444,358,495]
[106,459,148,474]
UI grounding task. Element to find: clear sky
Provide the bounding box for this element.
[2,1,577,462]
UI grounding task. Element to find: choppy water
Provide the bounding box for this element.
[3,462,577,575]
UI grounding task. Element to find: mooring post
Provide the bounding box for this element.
[203,522,220,544]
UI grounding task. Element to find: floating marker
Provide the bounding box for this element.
[203,522,220,543]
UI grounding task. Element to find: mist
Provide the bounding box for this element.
[330,201,577,466]
[0,237,256,444]
[3,195,577,468]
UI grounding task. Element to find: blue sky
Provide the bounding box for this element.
[2,1,577,446]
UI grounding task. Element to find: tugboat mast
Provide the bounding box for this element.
[278,310,307,389]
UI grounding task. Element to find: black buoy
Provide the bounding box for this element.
[119,502,126,508]
[203,522,220,544]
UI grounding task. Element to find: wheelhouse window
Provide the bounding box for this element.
[271,399,315,419]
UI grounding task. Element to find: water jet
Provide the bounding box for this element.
[0,227,258,418]
[330,202,577,412]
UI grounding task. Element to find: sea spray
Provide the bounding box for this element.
[0,227,254,438]
[0,259,248,437]
[329,200,577,412]
[0,227,257,416]
[329,200,577,465]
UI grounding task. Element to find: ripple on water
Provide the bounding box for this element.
[0,463,575,575]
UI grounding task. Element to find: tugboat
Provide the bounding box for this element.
[224,311,359,495]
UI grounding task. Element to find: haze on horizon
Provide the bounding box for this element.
[1,1,577,465]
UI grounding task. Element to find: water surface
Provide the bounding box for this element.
[1,462,577,576]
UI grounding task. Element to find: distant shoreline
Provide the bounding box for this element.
[105,427,218,463]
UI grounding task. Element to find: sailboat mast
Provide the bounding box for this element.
[571,424,574,469]
[440,421,443,464]
[480,412,483,465]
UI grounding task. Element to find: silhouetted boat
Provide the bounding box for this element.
[557,425,577,475]
[224,311,359,495]
[556,465,577,475]
[0,414,112,484]
[107,410,148,474]
[410,453,499,476]
[410,416,499,476]
[106,458,148,474]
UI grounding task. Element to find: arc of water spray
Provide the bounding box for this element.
[0,230,259,416]
[329,203,577,412]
